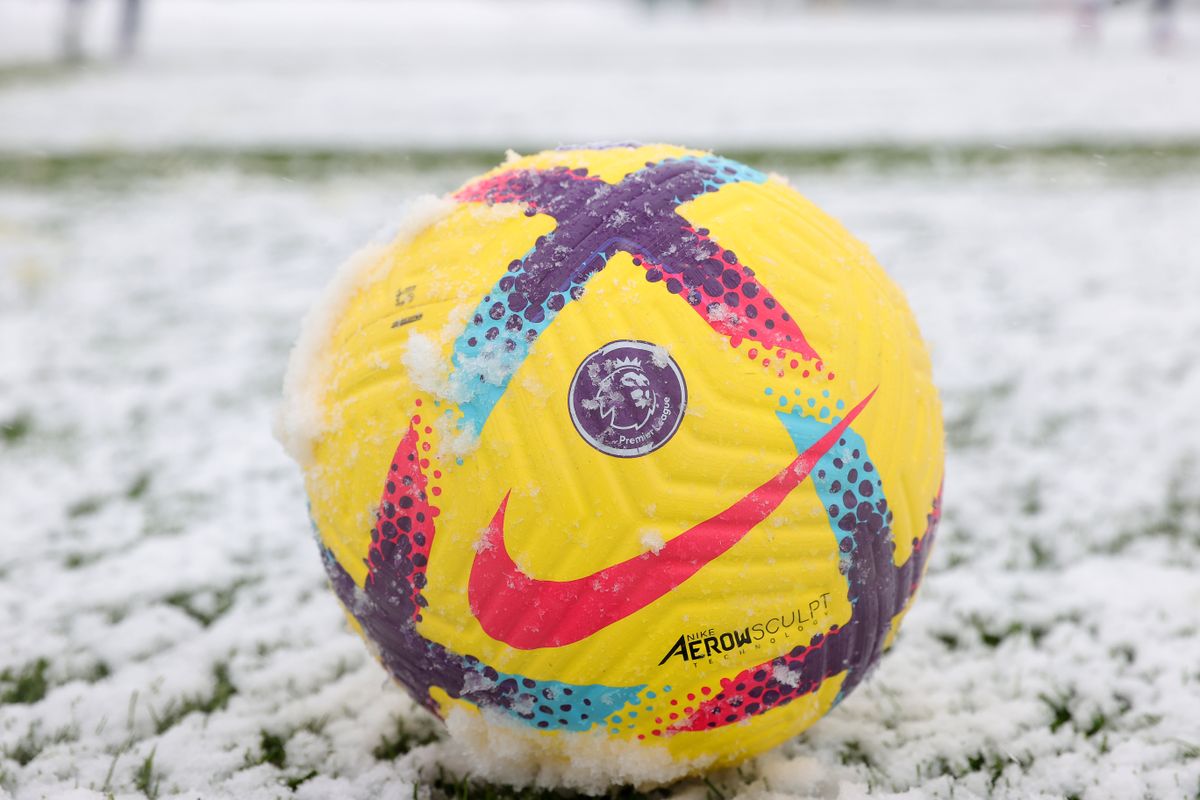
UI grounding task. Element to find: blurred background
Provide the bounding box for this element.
[1,0,1198,157]
[1,2,1199,799]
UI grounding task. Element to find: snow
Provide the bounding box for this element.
[0,1,1198,152]
[2,160,1198,800]
[442,708,707,792]
[1,0,1199,797]
[275,193,455,467]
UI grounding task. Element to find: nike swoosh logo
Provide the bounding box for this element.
[468,388,877,650]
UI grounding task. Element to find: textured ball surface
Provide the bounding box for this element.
[285,143,944,778]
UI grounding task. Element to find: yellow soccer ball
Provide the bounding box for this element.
[279,143,944,783]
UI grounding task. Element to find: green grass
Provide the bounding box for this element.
[163,581,250,628]
[3,726,45,767]
[0,61,92,89]
[284,770,319,791]
[250,730,287,769]
[2,140,1200,187]
[149,662,237,734]
[134,748,161,800]
[373,716,440,761]
[126,472,152,500]
[968,616,1049,649]
[839,739,873,769]
[64,551,105,569]
[66,495,106,518]
[0,412,33,445]
[1039,689,1076,734]
[1,722,79,767]
[919,749,1027,790]
[1,658,50,705]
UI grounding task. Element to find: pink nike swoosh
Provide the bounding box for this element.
[468,388,877,650]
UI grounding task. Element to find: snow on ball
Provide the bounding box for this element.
[277,143,944,789]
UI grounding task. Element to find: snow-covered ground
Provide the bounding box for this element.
[2,162,1198,800]
[1,0,1199,152]
[2,1,1200,798]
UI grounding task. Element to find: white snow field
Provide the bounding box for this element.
[0,0,1199,152]
[2,162,1199,800]
[2,1,1200,799]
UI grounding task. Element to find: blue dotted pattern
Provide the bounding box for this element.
[467,661,647,732]
[776,409,893,589]
[680,155,769,190]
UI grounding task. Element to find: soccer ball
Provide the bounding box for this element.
[280,143,943,781]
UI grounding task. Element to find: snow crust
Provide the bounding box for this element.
[442,708,708,793]
[274,194,455,467]
[3,165,1198,800]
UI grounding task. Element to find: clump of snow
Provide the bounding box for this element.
[442,707,710,793]
[641,530,666,554]
[398,330,451,399]
[275,194,456,466]
[772,663,802,688]
[398,287,527,448]
[767,171,794,188]
[647,342,671,369]
[432,411,482,460]
[705,303,740,325]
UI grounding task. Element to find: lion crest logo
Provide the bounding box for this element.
[568,340,687,458]
[595,356,658,431]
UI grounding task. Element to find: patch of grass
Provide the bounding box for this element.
[81,660,111,684]
[64,472,153,521]
[1,658,50,704]
[966,752,1009,788]
[149,662,237,734]
[0,61,90,89]
[1110,644,1136,665]
[839,739,873,769]
[126,472,152,500]
[944,381,1014,451]
[1028,539,1056,569]
[163,581,251,627]
[1039,689,1076,733]
[374,716,439,761]
[1,722,78,767]
[921,750,1024,789]
[67,495,105,518]
[932,630,960,650]
[967,615,1048,648]
[1019,481,1042,516]
[284,769,318,791]
[3,725,44,766]
[1084,711,1109,738]
[701,776,725,800]
[1108,458,1200,554]
[248,729,287,769]
[0,412,33,444]
[4,140,1200,187]
[133,748,161,800]
[64,551,105,569]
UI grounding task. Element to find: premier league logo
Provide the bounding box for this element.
[568,340,687,458]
